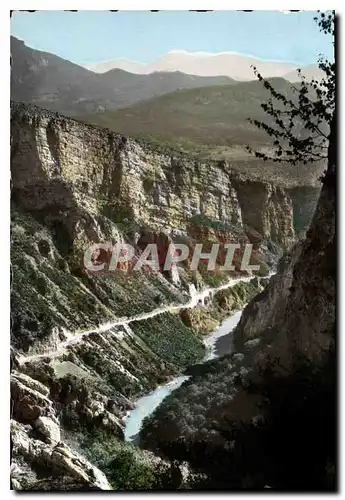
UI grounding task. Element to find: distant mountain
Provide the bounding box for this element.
[10,37,236,116]
[282,64,325,83]
[100,69,236,105]
[86,59,146,75]
[86,49,317,82]
[11,36,112,116]
[82,78,297,148]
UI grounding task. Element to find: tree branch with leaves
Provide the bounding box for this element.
[246,11,335,179]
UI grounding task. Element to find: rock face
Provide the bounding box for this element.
[11,420,111,491]
[10,102,308,490]
[233,244,302,350]
[10,371,111,491]
[234,119,336,367]
[139,120,335,489]
[288,186,321,237]
[10,101,297,355]
[11,102,294,247]
[281,154,335,365]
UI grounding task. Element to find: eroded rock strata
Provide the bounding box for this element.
[10,102,320,490]
[139,117,335,490]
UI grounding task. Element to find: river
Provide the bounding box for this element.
[123,307,245,442]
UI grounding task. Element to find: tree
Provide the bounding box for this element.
[246,11,335,181]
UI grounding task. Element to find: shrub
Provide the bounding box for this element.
[82,430,178,490]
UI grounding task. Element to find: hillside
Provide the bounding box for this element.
[10,103,296,489]
[11,37,325,187]
[82,78,325,188]
[139,115,336,491]
[10,37,235,116]
[82,78,292,147]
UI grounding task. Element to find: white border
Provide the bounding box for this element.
[2,2,343,498]
[4,2,343,10]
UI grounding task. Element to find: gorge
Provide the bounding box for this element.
[123,303,253,443]
[10,101,333,491]
[9,8,337,491]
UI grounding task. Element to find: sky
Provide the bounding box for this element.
[10,10,334,66]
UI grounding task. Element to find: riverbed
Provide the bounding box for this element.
[123,307,244,442]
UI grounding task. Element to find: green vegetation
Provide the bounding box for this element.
[80,76,323,188]
[245,16,333,186]
[140,342,336,490]
[83,78,294,149]
[11,203,184,351]
[131,312,205,368]
[288,186,321,234]
[81,430,181,490]
[142,171,156,193]
[189,214,235,233]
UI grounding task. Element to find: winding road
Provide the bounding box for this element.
[18,275,254,365]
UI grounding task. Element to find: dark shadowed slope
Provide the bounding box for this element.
[81,78,325,188]
[81,78,297,148]
[10,37,236,116]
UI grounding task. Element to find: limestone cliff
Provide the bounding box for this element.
[10,102,301,490]
[288,186,321,238]
[234,117,335,367]
[11,372,111,491]
[281,119,335,365]
[138,118,336,489]
[11,102,294,250]
[232,244,302,350]
[10,102,299,352]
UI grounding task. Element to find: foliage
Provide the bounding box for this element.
[130,312,205,368]
[141,346,336,491]
[246,12,335,171]
[81,430,180,490]
[189,214,236,233]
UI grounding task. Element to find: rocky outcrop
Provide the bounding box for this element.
[139,122,336,487]
[11,420,111,490]
[11,102,294,248]
[234,118,335,367]
[11,372,56,424]
[10,369,111,491]
[281,155,335,364]
[179,308,220,336]
[179,277,263,336]
[232,177,295,248]
[233,245,302,350]
[10,102,310,490]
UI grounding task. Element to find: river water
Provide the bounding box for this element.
[124,307,244,442]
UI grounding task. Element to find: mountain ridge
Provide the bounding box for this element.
[85,50,322,82]
[10,36,236,116]
[81,77,325,189]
